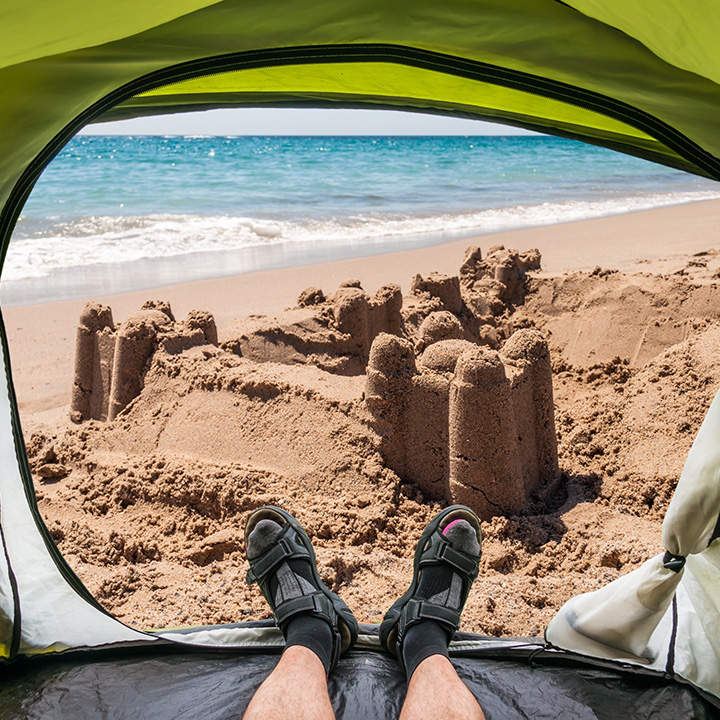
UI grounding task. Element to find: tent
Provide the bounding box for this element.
[1,1,719,716]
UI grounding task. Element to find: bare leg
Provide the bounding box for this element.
[243,645,335,720]
[399,654,486,720]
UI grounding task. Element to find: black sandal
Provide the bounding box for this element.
[379,505,482,669]
[244,506,358,670]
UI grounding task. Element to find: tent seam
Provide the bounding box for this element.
[0,496,22,659]
[665,594,679,677]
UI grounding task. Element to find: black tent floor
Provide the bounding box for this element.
[1,626,716,719]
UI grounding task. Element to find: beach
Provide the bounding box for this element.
[7,198,720,634]
[8,198,720,415]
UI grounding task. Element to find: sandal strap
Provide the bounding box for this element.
[421,535,479,577]
[393,597,461,672]
[274,592,336,627]
[245,530,307,585]
[401,597,462,632]
[274,592,345,670]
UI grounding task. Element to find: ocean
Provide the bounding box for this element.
[3,134,719,304]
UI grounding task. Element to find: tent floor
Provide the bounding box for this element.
[1,645,716,719]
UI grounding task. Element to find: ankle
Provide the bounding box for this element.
[284,611,335,675]
[409,653,455,683]
[401,619,450,681]
[281,644,328,674]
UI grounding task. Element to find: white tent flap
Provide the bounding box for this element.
[563,555,680,659]
[547,387,720,698]
[663,389,720,556]
[0,323,154,656]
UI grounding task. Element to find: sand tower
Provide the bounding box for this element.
[71,301,218,422]
[365,328,559,519]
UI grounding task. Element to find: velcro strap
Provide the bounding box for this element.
[425,538,478,575]
[275,593,335,628]
[403,598,461,632]
[274,594,317,626]
[245,536,295,585]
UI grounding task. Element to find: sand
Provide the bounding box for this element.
[7,199,720,636]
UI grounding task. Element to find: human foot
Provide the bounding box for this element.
[245,506,358,673]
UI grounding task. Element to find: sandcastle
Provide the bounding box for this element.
[365,328,558,520]
[71,301,218,422]
[222,280,403,374]
[69,245,560,522]
[223,245,541,375]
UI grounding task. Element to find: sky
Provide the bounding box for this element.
[81,107,536,136]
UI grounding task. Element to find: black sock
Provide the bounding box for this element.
[400,519,480,680]
[285,612,334,675]
[402,620,450,680]
[247,519,335,674]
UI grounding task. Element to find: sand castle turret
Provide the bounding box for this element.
[365,334,416,476]
[365,328,559,519]
[416,311,464,351]
[71,303,116,423]
[459,245,541,320]
[500,329,558,495]
[369,283,403,339]
[331,282,404,357]
[448,346,525,516]
[185,309,219,347]
[410,272,463,315]
[107,306,173,420]
[403,342,463,499]
[332,288,371,355]
[71,301,218,423]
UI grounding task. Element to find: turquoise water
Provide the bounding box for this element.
[5,134,719,301]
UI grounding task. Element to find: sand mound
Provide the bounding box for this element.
[27,245,720,636]
[520,264,720,368]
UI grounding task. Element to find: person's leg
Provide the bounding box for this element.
[241,506,358,720]
[243,645,335,720]
[381,506,486,720]
[399,654,485,720]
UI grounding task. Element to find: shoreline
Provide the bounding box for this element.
[4,196,720,308]
[4,198,720,416]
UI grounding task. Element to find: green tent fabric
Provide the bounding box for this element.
[4,0,720,263]
[1,0,720,712]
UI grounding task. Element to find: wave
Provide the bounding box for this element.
[6,190,720,282]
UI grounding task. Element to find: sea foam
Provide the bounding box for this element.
[6,190,720,282]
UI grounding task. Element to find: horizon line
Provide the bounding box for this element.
[78,132,547,138]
